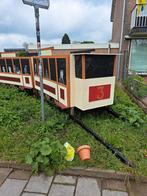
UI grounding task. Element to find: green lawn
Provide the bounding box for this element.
[0,84,147,176]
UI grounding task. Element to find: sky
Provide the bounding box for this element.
[0,0,112,51]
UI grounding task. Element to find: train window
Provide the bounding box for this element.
[49,58,56,81]
[33,58,39,76]
[57,58,66,85]
[75,55,82,78]
[43,58,49,78]
[0,59,7,72]
[21,59,30,74]
[6,59,13,73]
[85,55,114,78]
[13,59,21,74]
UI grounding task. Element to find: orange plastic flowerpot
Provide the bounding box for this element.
[77,145,90,161]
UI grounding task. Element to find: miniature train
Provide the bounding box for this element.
[0,52,116,111]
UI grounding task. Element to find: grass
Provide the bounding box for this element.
[0,84,147,176]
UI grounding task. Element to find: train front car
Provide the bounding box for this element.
[70,53,116,111]
[0,57,33,89]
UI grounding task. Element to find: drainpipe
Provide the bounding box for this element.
[117,0,126,80]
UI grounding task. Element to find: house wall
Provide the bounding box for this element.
[112,0,135,44]
[111,0,139,79]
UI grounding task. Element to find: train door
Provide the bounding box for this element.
[56,57,69,108]
[20,58,33,88]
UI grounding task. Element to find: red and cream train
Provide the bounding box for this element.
[0,52,117,111]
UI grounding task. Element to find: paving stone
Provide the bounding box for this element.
[0,168,12,186]
[127,182,147,196]
[75,177,101,196]
[25,173,53,194]
[48,184,75,196]
[0,178,27,196]
[54,175,76,185]
[9,169,31,180]
[22,193,45,196]
[102,179,126,191]
[103,190,128,196]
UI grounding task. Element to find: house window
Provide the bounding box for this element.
[130,39,147,73]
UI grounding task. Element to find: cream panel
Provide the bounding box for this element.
[58,85,67,106]
[69,55,76,107]
[0,73,23,86]
[41,50,52,56]
[23,76,33,88]
[34,76,58,100]
[1,53,16,57]
[74,77,115,111]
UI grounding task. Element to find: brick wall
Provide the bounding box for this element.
[111,0,136,79]
[111,0,136,46]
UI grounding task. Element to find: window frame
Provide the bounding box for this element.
[21,58,31,75]
[129,39,147,74]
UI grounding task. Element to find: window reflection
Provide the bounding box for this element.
[57,58,66,85]
[49,58,56,81]
[21,59,30,74]
[0,59,6,72]
[33,58,39,76]
[6,59,13,73]
[43,58,49,78]
[13,59,21,74]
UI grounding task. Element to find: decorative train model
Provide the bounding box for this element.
[0,52,117,111]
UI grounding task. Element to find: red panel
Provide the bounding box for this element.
[36,81,56,95]
[89,84,111,102]
[60,89,65,100]
[25,77,30,84]
[0,76,20,82]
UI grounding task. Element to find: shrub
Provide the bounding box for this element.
[25,138,66,175]
[112,86,145,127]
[124,74,147,98]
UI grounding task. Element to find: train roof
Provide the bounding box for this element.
[71,52,119,56]
[28,43,119,50]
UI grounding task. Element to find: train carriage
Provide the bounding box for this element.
[33,55,70,108]
[0,57,33,89]
[0,52,117,111]
[70,53,116,111]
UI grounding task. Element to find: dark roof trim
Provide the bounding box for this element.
[4,48,25,52]
[111,0,116,22]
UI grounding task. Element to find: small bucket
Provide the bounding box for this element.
[77,145,90,161]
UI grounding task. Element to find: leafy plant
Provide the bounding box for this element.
[124,74,147,98]
[25,138,66,175]
[112,86,146,127]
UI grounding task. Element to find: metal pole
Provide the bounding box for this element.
[34,6,45,121]
[117,0,126,80]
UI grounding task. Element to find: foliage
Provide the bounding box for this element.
[124,74,147,98]
[0,84,147,176]
[62,33,71,44]
[16,51,28,57]
[111,86,146,127]
[25,138,66,175]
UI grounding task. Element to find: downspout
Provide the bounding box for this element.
[117,0,126,80]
